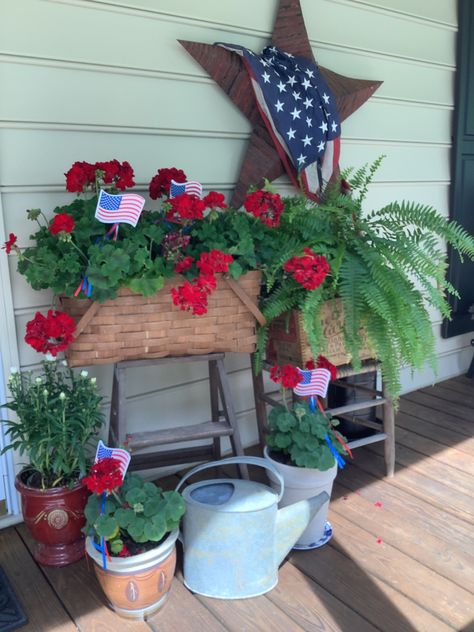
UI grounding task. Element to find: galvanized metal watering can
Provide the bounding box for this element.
[176,456,329,599]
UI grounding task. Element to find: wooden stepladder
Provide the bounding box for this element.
[108,353,247,477]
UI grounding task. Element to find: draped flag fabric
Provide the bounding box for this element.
[217,43,341,201]
[293,367,331,398]
[95,190,145,227]
[94,440,131,481]
[170,179,203,199]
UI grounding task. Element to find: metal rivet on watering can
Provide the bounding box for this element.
[176,456,328,599]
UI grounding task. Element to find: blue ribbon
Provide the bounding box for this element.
[97,492,107,571]
[325,434,346,469]
[309,395,316,413]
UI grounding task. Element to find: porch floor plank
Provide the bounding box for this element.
[1,376,472,631]
[0,527,76,632]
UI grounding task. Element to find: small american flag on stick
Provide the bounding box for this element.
[95,190,145,227]
[293,367,331,398]
[169,179,203,199]
[94,440,131,481]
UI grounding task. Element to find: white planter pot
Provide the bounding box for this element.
[264,447,337,549]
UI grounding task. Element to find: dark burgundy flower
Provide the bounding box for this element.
[149,167,187,199]
[115,161,135,190]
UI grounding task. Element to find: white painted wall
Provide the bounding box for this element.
[0,0,466,480]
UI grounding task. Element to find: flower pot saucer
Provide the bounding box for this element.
[292,521,333,550]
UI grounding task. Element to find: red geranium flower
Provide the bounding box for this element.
[197,250,233,275]
[115,160,135,190]
[174,256,194,274]
[65,161,96,193]
[118,543,132,557]
[196,272,217,294]
[166,194,205,223]
[2,233,18,254]
[284,248,330,290]
[243,190,284,227]
[83,457,123,495]
[95,160,121,184]
[171,281,209,315]
[49,213,75,235]
[24,309,76,356]
[203,191,227,209]
[149,167,187,199]
[316,355,338,381]
[270,364,303,389]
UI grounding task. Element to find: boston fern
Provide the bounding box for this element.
[257,158,474,400]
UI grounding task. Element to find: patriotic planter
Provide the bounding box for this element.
[57,271,263,367]
[266,299,373,370]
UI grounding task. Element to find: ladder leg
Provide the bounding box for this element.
[216,358,248,479]
[209,360,221,463]
[251,354,268,450]
[108,364,126,448]
[382,382,395,477]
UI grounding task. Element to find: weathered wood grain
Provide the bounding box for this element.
[0,528,76,632]
[394,410,474,456]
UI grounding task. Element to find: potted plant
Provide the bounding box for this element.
[263,361,347,549]
[1,358,105,566]
[6,160,283,366]
[256,157,474,401]
[82,458,185,620]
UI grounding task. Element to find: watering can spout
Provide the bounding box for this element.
[275,491,329,565]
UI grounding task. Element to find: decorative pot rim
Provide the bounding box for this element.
[263,446,338,477]
[15,471,86,497]
[86,528,179,573]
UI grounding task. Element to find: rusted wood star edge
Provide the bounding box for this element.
[180,0,382,208]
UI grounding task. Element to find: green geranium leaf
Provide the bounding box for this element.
[114,507,135,528]
[95,515,118,539]
[162,491,186,521]
[128,276,164,296]
[110,538,124,555]
[125,487,147,505]
[144,520,166,542]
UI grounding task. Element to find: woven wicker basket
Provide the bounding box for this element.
[58,271,263,367]
[266,299,373,368]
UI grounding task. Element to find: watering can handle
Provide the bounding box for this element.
[175,456,285,501]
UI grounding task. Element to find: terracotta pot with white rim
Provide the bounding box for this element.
[85,528,178,621]
[263,447,337,549]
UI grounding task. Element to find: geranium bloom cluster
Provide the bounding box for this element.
[269,363,303,389]
[171,249,233,316]
[149,167,186,200]
[244,190,284,227]
[83,457,123,494]
[305,355,338,380]
[166,193,205,222]
[49,213,75,236]
[284,248,330,290]
[24,309,76,356]
[65,160,135,193]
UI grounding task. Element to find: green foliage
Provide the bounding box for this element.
[18,194,279,302]
[1,359,105,488]
[267,401,346,470]
[84,473,185,555]
[257,158,474,401]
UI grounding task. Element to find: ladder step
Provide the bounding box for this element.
[127,420,234,450]
[347,432,387,450]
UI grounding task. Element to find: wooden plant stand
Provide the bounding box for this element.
[108,353,247,478]
[251,358,395,477]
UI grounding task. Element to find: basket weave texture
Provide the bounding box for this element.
[266,299,373,368]
[58,271,262,367]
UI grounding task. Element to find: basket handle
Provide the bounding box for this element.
[74,301,100,337]
[175,456,284,501]
[224,276,266,326]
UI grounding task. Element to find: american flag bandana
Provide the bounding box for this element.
[94,440,131,481]
[170,179,203,199]
[293,367,331,398]
[95,190,145,227]
[217,43,341,201]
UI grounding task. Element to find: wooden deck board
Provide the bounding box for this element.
[1,376,473,631]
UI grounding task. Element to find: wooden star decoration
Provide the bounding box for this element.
[179,0,382,208]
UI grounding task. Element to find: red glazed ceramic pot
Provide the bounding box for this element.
[15,473,89,567]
